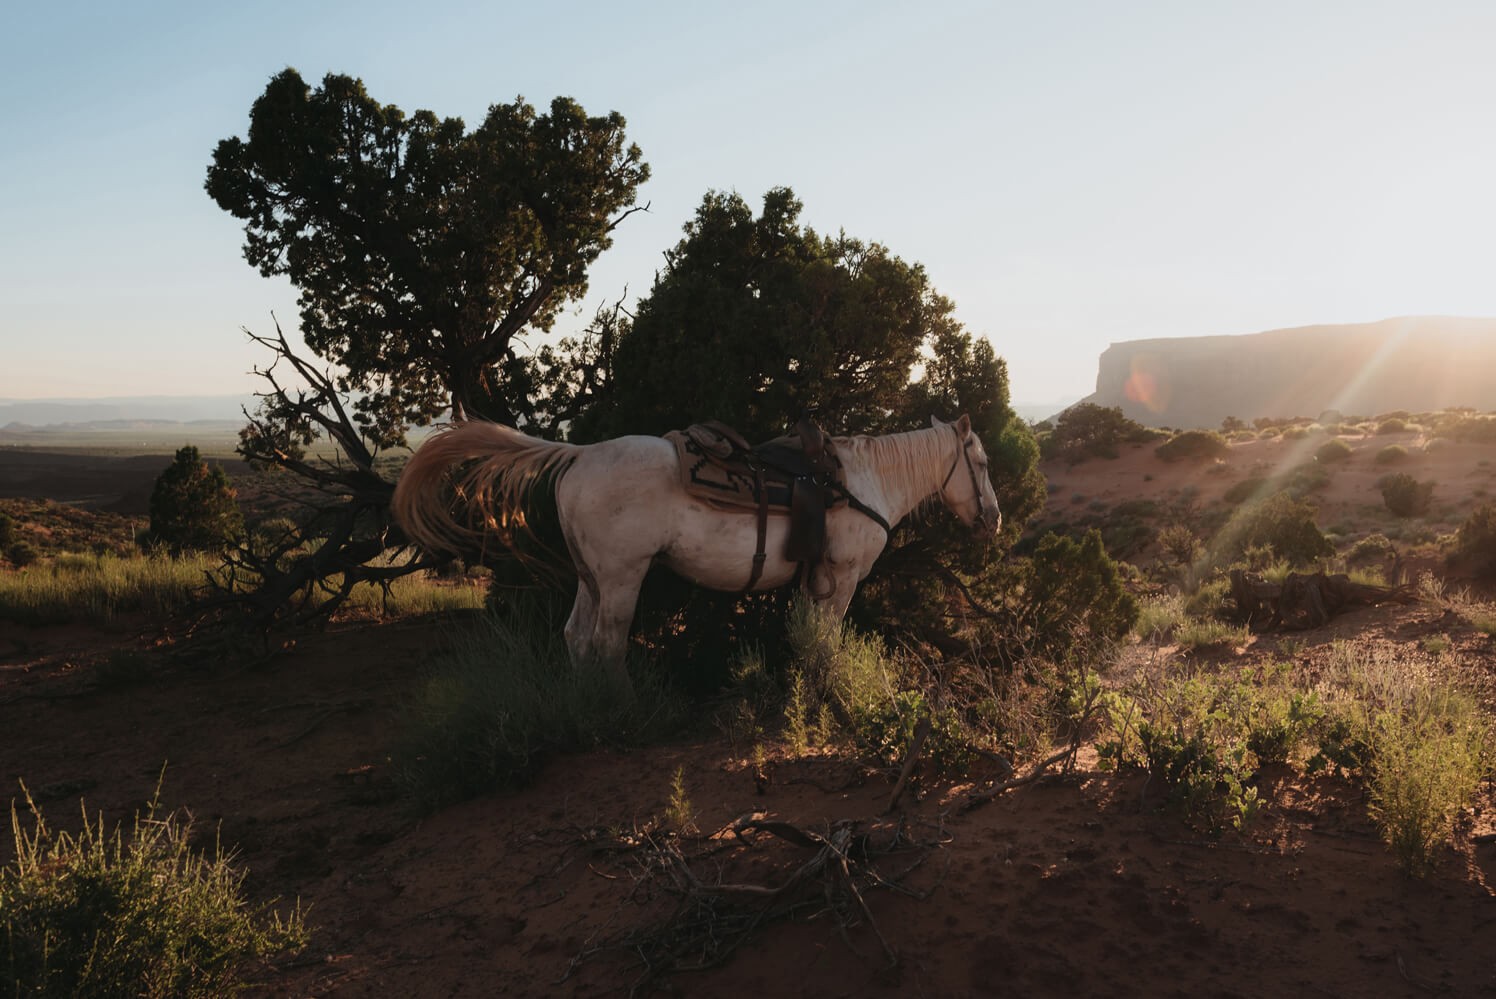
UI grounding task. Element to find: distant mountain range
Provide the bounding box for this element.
[1075,316,1496,429]
[0,395,253,430]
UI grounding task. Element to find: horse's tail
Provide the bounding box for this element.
[392,421,582,559]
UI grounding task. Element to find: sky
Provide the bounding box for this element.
[4,0,1496,410]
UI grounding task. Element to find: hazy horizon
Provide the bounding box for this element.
[7,2,1496,407]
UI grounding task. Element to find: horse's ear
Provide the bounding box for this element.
[929,414,945,428]
[956,413,971,437]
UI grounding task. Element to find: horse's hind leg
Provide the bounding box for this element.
[561,524,601,668]
[588,557,651,691]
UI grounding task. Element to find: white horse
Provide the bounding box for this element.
[392,415,1001,686]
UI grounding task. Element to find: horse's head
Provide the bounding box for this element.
[933,414,1002,537]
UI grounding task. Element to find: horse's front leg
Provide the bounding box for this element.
[810,560,861,622]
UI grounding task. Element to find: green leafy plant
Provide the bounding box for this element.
[1381,472,1435,518]
[1,782,306,998]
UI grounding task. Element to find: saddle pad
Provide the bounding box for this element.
[665,425,847,513]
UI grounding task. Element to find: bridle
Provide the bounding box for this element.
[940,425,996,530]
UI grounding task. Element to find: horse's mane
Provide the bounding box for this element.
[392,421,580,557]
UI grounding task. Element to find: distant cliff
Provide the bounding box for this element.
[1077,316,1496,428]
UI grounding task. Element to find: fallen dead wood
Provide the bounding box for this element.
[963,745,1074,811]
[563,812,947,995]
[1229,569,1417,631]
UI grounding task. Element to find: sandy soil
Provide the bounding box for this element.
[3,602,1495,999]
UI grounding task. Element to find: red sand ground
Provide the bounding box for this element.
[2,429,1496,997]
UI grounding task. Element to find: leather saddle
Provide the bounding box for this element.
[670,417,843,590]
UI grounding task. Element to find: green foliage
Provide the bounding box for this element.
[1097,665,1321,833]
[1450,503,1496,577]
[982,530,1139,667]
[146,447,244,555]
[208,68,648,436]
[1041,403,1154,463]
[0,512,14,548]
[1368,686,1488,875]
[1375,444,1409,465]
[1380,472,1435,518]
[396,601,685,809]
[580,187,931,442]
[1154,430,1230,463]
[853,690,972,776]
[1212,491,1333,567]
[1315,438,1353,463]
[1,783,306,998]
[1376,418,1408,434]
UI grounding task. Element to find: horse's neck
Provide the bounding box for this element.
[844,426,953,527]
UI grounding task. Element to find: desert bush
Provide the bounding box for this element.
[1283,462,1330,496]
[146,446,244,554]
[1315,438,1353,464]
[1347,532,1395,565]
[1381,472,1435,518]
[0,512,14,548]
[985,530,1138,668]
[1449,503,1496,577]
[1368,685,1489,875]
[1446,416,1496,443]
[1281,425,1310,441]
[1224,476,1267,505]
[1154,430,1230,463]
[1097,664,1321,832]
[396,600,686,809]
[1308,642,1493,875]
[1212,491,1333,567]
[1375,444,1408,465]
[1,784,306,998]
[5,540,38,568]
[1041,403,1156,462]
[1376,418,1408,434]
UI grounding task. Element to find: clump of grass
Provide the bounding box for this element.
[0,552,216,626]
[1134,593,1187,641]
[1174,617,1248,650]
[335,572,487,618]
[663,766,695,833]
[1,781,306,998]
[396,600,686,810]
[1375,444,1409,465]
